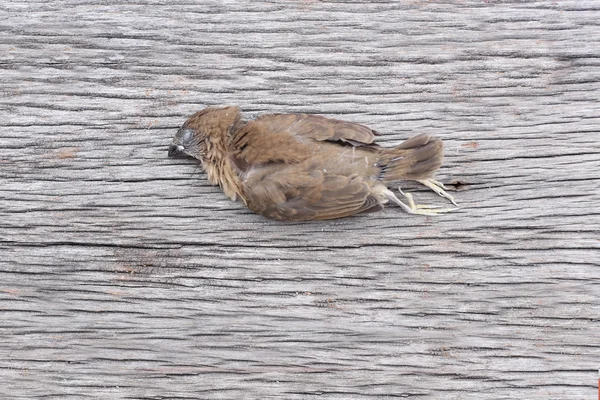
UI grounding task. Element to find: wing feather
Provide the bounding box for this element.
[243,161,381,221]
[231,113,382,221]
[231,114,379,169]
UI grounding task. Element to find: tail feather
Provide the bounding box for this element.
[377,134,443,182]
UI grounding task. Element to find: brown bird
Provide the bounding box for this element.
[168,106,457,221]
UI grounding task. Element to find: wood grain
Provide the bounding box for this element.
[1,1,599,398]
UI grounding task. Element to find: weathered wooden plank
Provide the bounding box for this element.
[1,0,599,399]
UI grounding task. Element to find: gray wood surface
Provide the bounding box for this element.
[1,1,599,399]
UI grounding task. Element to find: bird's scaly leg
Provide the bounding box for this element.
[417,179,457,206]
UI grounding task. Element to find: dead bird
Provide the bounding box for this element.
[168,106,457,221]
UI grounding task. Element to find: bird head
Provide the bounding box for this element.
[168,124,199,158]
[168,106,241,161]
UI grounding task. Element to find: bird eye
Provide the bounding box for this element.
[181,129,194,143]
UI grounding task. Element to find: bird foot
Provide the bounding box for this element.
[382,188,457,216]
[417,179,458,206]
[398,189,458,216]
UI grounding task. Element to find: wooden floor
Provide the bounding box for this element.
[1,1,599,398]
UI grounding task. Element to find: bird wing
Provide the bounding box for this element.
[281,113,379,146]
[242,156,382,221]
[230,113,379,169]
[230,113,383,221]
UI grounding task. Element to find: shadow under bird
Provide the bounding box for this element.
[168,106,457,221]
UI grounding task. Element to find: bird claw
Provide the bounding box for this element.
[398,191,458,216]
[417,179,458,206]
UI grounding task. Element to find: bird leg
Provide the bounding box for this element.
[382,188,457,216]
[417,179,457,206]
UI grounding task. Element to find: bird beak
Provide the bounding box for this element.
[168,144,186,157]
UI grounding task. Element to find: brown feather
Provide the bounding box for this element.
[377,134,443,181]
